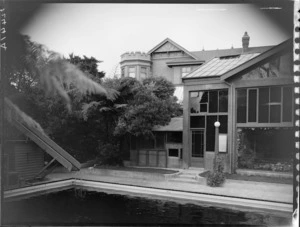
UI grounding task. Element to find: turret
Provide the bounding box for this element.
[120,51,151,80]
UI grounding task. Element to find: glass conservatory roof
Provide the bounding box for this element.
[183,53,260,78]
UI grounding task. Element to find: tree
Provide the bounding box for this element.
[1,33,119,164]
[68,53,105,83]
[81,76,182,164]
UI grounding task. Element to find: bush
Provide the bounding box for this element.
[206,154,226,187]
[97,142,123,166]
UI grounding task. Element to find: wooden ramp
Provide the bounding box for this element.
[13,120,81,171]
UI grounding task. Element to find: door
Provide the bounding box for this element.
[190,130,204,167]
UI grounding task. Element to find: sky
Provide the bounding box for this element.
[21,3,292,77]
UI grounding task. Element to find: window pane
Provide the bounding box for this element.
[155,132,165,149]
[219,115,228,134]
[192,131,204,157]
[283,87,293,122]
[270,87,281,102]
[219,90,228,112]
[190,116,205,128]
[258,87,269,123]
[200,91,208,103]
[169,149,179,157]
[206,116,217,151]
[209,90,218,113]
[248,89,257,122]
[129,67,136,78]
[270,105,281,123]
[200,103,207,112]
[237,89,247,123]
[190,92,200,113]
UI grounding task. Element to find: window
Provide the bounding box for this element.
[190,90,228,114]
[129,67,136,78]
[155,132,165,149]
[140,67,147,79]
[182,67,192,77]
[248,89,257,122]
[137,132,166,150]
[206,116,217,151]
[192,130,204,157]
[237,86,293,125]
[167,132,182,143]
[190,116,205,128]
[121,67,125,77]
[169,149,179,157]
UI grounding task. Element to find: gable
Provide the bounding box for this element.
[239,52,293,81]
[220,39,292,81]
[154,42,181,53]
[148,38,198,60]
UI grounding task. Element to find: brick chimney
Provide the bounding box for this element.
[242,32,250,52]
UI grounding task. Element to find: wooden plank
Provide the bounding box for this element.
[13,121,73,171]
[24,121,81,169]
[34,158,56,179]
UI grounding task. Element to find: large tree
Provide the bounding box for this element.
[81,76,182,164]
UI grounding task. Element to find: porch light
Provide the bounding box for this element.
[214,121,220,127]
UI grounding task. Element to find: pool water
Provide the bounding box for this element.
[3,189,291,225]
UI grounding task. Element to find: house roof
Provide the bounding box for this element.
[183,53,260,79]
[147,38,199,60]
[182,39,292,80]
[153,117,183,131]
[191,46,273,62]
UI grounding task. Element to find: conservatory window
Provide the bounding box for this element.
[236,86,293,124]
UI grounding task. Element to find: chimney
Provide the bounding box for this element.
[242,32,250,52]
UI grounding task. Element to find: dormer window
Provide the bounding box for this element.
[182,67,192,77]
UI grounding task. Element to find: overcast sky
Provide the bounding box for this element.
[21,3,291,77]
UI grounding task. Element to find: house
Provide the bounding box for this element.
[129,117,183,168]
[122,33,294,174]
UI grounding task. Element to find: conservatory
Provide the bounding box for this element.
[182,39,294,174]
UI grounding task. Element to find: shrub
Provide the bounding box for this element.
[97,142,123,166]
[206,154,226,187]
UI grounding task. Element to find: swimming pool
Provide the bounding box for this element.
[3,188,291,225]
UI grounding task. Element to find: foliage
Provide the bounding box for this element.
[97,141,123,166]
[113,77,182,137]
[206,154,226,187]
[237,128,293,172]
[5,34,115,111]
[78,76,182,163]
[253,161,293,172]
[142,77,175,100]
[68,53,105,83]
